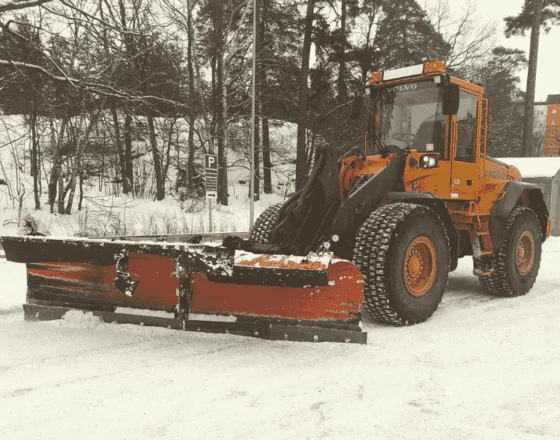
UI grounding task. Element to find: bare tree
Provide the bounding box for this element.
[295,0,315,190]
[426,0,497,72]
[65,107,103,214]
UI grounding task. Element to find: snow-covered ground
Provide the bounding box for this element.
[1,239,560,439]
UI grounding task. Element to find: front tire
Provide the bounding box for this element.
[353,203,449,325]
[249,203,283,244]
[479,207,542,297]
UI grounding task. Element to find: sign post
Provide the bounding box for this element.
[205,154,218,232]
[249,0,257,230]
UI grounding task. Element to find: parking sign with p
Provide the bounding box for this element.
[205,154,218,170]
[205,154,218,199]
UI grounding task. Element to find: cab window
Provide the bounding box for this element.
[455,92,478,162]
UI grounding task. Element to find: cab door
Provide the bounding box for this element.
[450,91,480,200]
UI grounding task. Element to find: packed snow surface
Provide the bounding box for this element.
[2,239,560,439]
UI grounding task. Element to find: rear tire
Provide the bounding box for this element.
[479,207,542,297]
[249,203,283,244]
[353,203,449,325]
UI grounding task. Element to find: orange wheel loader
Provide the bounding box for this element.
[0,61,550,343]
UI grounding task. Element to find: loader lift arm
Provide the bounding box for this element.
[269,143,344,255]
[228,144,408,261]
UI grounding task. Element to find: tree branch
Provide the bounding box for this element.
[0,0,54,13]
[0,60,192,110]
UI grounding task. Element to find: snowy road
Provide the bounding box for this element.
[1,240,560,440]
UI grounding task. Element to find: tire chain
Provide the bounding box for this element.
[479,207,540,297]
[248,203,284,244]
[352,202,449,325]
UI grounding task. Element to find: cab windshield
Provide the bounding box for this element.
[369,80,445,154]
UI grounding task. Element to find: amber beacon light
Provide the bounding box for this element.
[369,61,447,85]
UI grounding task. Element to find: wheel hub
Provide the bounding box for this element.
[515,231,535,276]
[403,236,437,297]
[408,254,422,277]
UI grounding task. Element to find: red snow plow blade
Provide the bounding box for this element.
[0,235,366,344]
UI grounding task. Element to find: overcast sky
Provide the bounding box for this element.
[449,0,559,100]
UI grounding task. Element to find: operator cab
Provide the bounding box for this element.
[364,61,486,200]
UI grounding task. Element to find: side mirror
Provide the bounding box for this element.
[442,84,460,116]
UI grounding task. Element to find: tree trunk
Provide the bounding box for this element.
[215,5,228,206]
[187,0,196,191]
[260,0,272,194]
[187,119,195,190]
[252,0,261,201]
[78,172,84,211]
[58,165,65,214]
[218,50,228,206]
[262,116,272,194]
[111,102,129,194]
[253,105,261,201]
[338,0,347,101]
[117,0,141,194]
[65,169,77,214]
[66,112,99,215]
[101,0,129,194]
[353,9,377,120]
[147,115,165,201]
[30,113,41,210]
[211,55,217,154]
[47,118,64,213]
[124,112,134,194]
[295,0,315,190]
[50,118,68,215]
[163,118,177,181]
[522,0,544,157]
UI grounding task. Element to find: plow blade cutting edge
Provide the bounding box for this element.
[0,235,367,344]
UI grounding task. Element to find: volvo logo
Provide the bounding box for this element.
[389,84,418,92]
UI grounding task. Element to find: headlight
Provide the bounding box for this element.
[420,155,438,168]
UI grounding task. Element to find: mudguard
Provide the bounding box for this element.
[489,181,549,250]
[522,184,550,240]
[386,192,459,262]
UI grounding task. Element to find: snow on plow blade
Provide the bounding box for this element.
[0,235,366,344]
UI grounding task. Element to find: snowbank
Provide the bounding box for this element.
[500,157,560,179]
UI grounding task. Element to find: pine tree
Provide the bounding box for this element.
[505,0,560,156]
